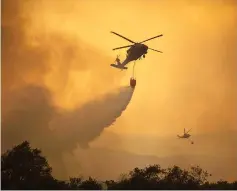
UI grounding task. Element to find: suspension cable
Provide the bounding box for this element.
[132,61,137,79]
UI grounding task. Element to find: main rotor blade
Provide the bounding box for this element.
[112,45,132,50]
[140,34,163,43]
[186,128,192,134]
[111,31,135,44]
[148,48,163,53]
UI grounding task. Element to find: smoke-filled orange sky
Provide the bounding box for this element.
[2,0,237,181]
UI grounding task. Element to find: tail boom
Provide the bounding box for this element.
[121,58,130,66]
[110,58,130,70]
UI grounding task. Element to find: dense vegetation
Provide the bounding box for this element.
[1,141,237,190]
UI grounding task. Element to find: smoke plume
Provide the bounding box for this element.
[2,0,136,178]
[2,85,134,178]
[1,0,124,111]
[51,86,134,149]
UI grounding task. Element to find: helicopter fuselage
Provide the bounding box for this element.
[178,133,191,138]
[126,43,148,62]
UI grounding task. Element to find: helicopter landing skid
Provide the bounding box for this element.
[110,64,128,70]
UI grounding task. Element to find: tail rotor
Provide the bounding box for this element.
[115,55,120,62]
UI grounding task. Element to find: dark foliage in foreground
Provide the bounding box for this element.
[1,141,237,190]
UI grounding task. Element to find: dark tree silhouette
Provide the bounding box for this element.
[201,180,237,190]
[78,177,102,190]
[68,176,102,190]
[107,165,208,189]
[1,141,67,189]
[68,177,83,190]
[160,165,208,189]
[1,141,237,190]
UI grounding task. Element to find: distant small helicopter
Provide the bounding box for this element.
[177,128,192,139]
[177,128,194,144]
[110,31,163,70]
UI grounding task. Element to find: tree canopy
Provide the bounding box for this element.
[1,141,237,190]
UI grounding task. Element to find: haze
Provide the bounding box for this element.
[2,0,237,181]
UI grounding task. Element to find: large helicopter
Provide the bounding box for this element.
[110,31,163,70]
